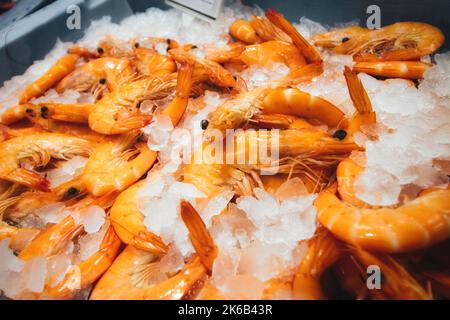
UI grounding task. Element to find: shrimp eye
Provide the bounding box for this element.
[134,42,140,48]
[64,187,79,199]
[97,47,104,54]
[191,45,198,49]
[99,78,107,85]
[25,108,33,113]
[333,129,347,140]
[40,106,48,113]
[342,37,350,43]
[200,119,209,130]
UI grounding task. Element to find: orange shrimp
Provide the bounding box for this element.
[315,187,450,253]
[260,87,348,128]
[132,47,177,77]
[353,61,432,80]
[19,54,79,103]
[311,26,370,49]
[18,192,117,260]
[82,133,157,196]
[265,9,322,64]
[293,228,341,299]
[0,133,92,191]
[206,62,323,132]
[169,48,240,92]
[55,57,135,98]
[333,22,445,61]
[229,19,260,44]
[89,246,206,300]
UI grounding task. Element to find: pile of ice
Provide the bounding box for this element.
[209,178,317,299]
[352,54,450,205]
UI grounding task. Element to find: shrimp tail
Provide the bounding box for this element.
[132,231,168,255]
[293,228,341,299]
[180,200,217,274]
[343,66,374,116]
[265,9,322,63]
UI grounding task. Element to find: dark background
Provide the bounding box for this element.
[1,0,449,85]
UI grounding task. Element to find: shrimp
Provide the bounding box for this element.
[206,62,323,132]
[87,75,175,135]
[19,54,79,103]
[335,158,367,207]
[293,228,341,299]
[229,19,260,44]
[353,61,432,80]
[89,246,206,300]
[210,40,306,76]
[265,9,322,64]
[83,63,193,195]
[110,180,168,253]
[169,48,239,92]
[82,133,157,196]
[132,47,177,77]
[260,87,348,128]
[333,22,445,61]
[55,57,135,98]
[0,133,92,191]
[315,187,450,253]
[311,26,370,49]
[250,114,313,130]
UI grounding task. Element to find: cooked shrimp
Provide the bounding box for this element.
[353,61,432,80]
[19,54,79,103]
[169,48,239,92]
[90,246,206,300]
[88,75,177,134]
[55,57,135,98]
[229,19,260,44]
[333,22,445,61]
[110,180,168,253]
[336,158,367,207]
[180,200,217,273]
[315,187,450,253]
[265,9,322,63]
[250,113,313,130]
[260,87,348,128]
[82,133,157,196]
[0,133,92,191]
[132,47,177,76]
[293,228,341,299]
[207,62,323,132]
[311,26,369,49]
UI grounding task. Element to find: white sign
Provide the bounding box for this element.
[166,0,224,21]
